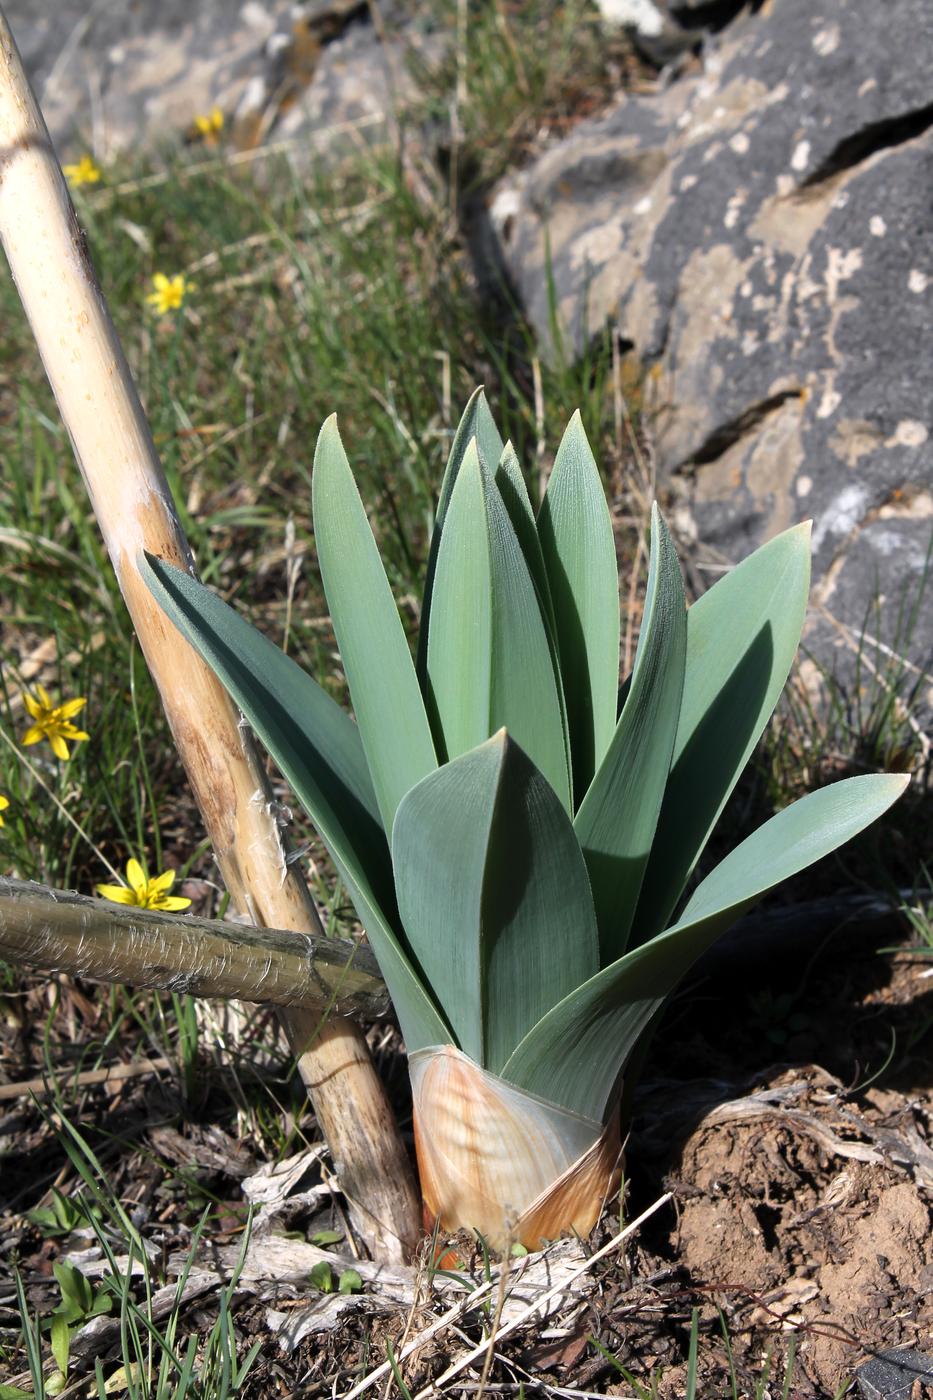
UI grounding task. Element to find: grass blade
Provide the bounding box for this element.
[686,1307,700,1400]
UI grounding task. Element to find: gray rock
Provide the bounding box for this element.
[4,0,292,156]
[490,0,933,712]
[593,0,753,68]
[594,0,698,66]
[3,0,415,161]
[857,1348,933,1400]
[266,13,443,161]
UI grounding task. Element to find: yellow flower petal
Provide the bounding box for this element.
[49,733,70,760]
[0,795,8,810]
[125,859,148,898]
[95,882,136,904]
[60,724,90,741]
[36,684,52,709]
[150,869,177,893]
[58,696,87,719]
[153,273,169,291]
[23,692,41,719]
[21,725,43,746]
[155,894,192,911]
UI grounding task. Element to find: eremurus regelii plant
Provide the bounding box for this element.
[142,391,908,1250]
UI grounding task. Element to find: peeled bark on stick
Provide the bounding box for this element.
[0,878,389,1019]
[0,10,420,1260]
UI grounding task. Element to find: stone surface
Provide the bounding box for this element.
[857,1348,933,1400]
[489,0,933,709]
[3,0,415,161]
[4,1,291,156]
[594,0,697,66]
[593,0,750,67]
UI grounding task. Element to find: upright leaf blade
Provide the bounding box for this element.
[141,553,450,1052]
[633,522,812,943]
[538,412,621,796]
[494,441,555,629]
[504,773,908,1120]
[426,446,571,807]
[574,505,686,962]
[423,441,491,761]
[392,732,600,1072]
[313,417,437,834]
[495,440,569,758]
[417,387,503,682]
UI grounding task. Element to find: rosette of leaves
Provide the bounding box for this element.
[142,391,907,1250]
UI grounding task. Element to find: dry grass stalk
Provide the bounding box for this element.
[0,8,419,1260]
[0,1057,173,1103]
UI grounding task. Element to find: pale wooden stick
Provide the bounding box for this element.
[0,1058,173,1103]
[0,878,389,1018]
[0,10,419,1260]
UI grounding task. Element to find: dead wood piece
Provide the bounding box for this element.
[169,1231,606,1346]
[0,876,389,1019]
[69,1271,219,1364]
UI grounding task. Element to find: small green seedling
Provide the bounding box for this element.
[308,1261,364,1295]
[42,1260,113,1386]
[27,1189,102,1239]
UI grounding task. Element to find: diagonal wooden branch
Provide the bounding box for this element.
[0,878,390,1018]
[0,10,420,1259]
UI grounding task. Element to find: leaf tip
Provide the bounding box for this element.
[788,518,813,547]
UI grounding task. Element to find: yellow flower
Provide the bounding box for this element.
[21,685,89,760]
[194,106,224,139]
[96,858,192,912]
[63,154,101,188]
[0,795,9,827]
[145,273,192,316]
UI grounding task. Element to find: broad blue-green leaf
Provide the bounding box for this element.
[313,416,437,834]
[574,505,686,962]
[140,553,450,1053]
[503,772,907,1120]
[494,442,554,624]
[539,412,620,797]
[425,443,571,807]
[633,522,812,944]
[392,732,599,1072]
[417,387,504,682]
